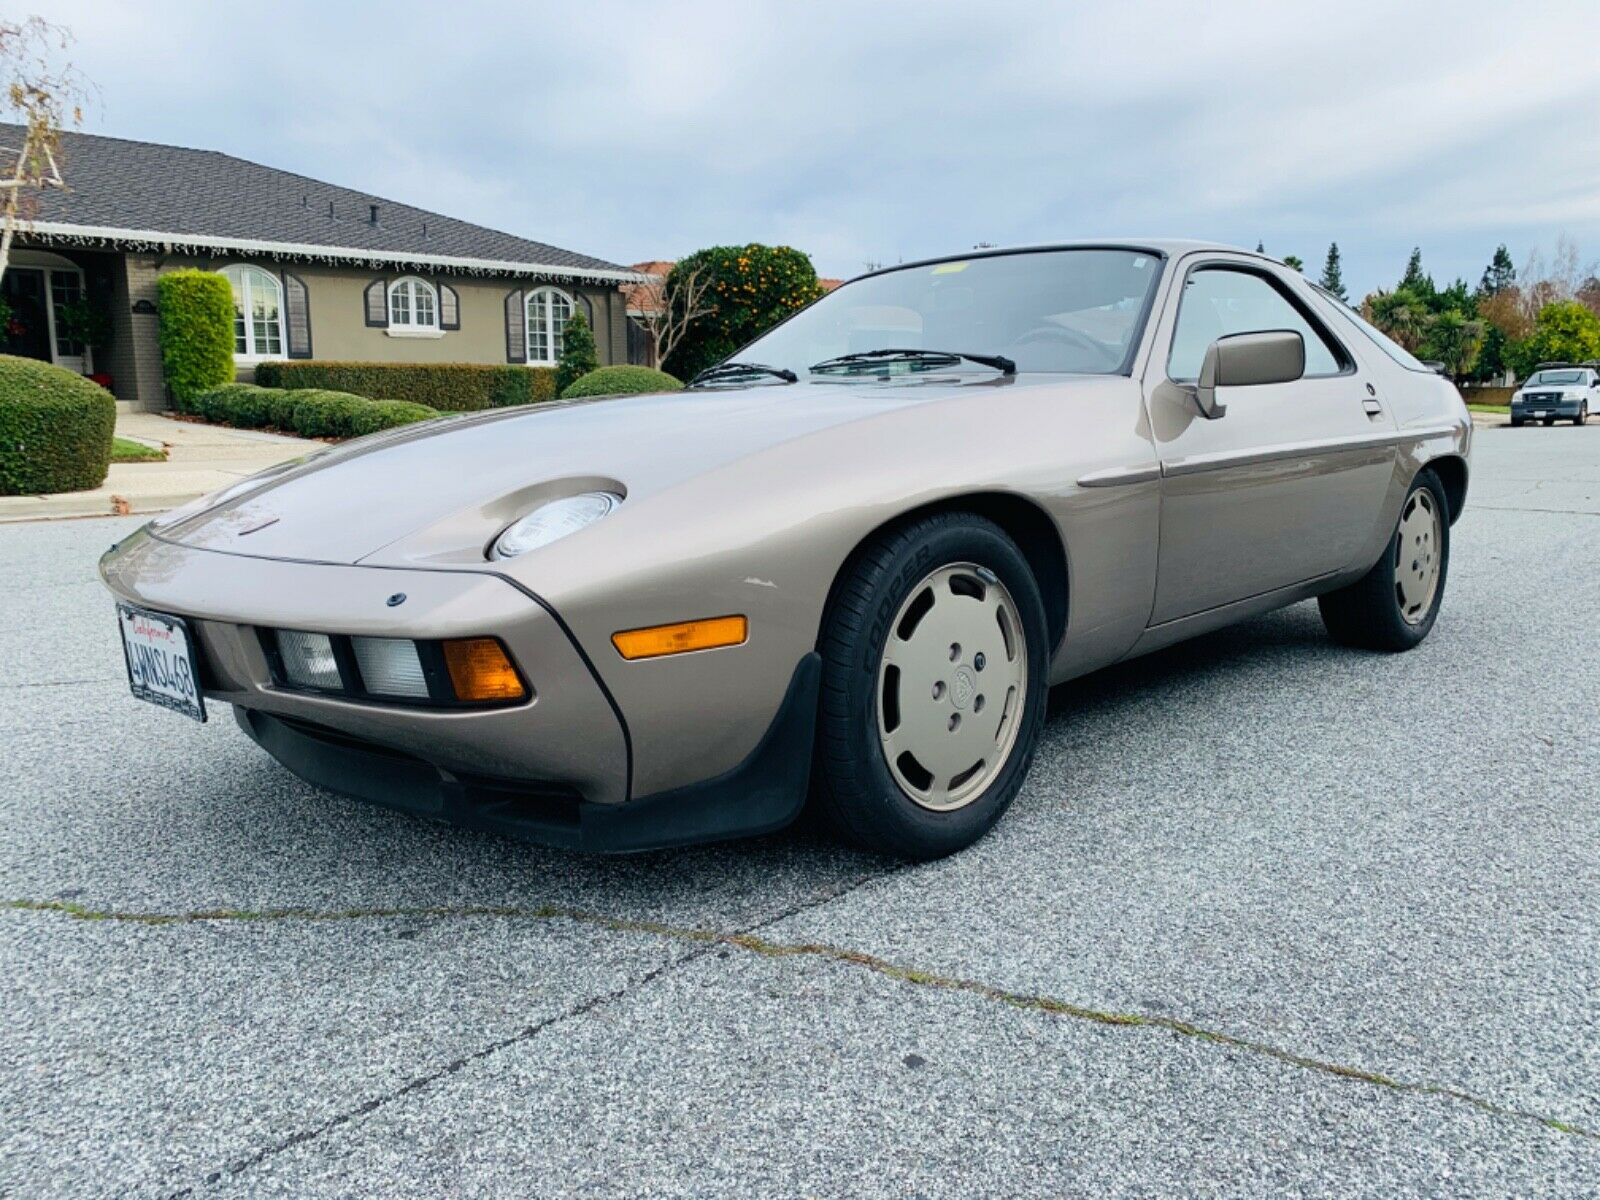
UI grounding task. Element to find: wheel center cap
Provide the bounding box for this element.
[951,666,976,710]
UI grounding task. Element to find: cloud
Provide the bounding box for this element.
[43,0,1600,295]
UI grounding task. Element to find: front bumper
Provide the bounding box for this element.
[1512,398,1582,419]
[101,529,821,851]
[101,529,630,807]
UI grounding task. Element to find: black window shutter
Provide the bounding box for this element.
[504,288,526,362]
[282,272,313,359]
[364,278,388,327]
[439,281,460,331]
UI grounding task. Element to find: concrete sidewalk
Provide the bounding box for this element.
[0,411,317,522]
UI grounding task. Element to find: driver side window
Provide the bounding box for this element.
[1169,266,1346,382]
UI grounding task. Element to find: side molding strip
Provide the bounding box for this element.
[1161,424,1461,479]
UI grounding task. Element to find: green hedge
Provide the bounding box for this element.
[157,270,236,405]
[255,361,556,410]
[189,382,438,439]
[560,365,683,400]
[0,355,116,495]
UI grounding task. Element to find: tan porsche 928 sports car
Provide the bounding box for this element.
[103,242,1470,859]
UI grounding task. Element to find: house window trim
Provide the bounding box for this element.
[525,285,576,366]
[386,275,443,338]
[220,263,286,362]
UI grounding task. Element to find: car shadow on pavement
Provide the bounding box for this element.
[1045,600,1331,724]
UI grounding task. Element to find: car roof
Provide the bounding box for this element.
[854,239,1273,281]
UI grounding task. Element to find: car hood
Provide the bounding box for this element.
[154,376,1042,566]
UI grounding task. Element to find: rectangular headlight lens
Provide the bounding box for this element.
[276,630,341,690]
[350,637,429,699]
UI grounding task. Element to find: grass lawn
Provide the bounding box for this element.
[1467,404,1510,415]
[111,436,167,463]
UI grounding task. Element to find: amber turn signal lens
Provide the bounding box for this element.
[611,615,748,660]
[441,638,527,702]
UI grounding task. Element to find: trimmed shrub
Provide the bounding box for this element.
[556,310,599,395]
[255,361,557,410]
[188,382,437,439]
[0,355,116,495]
[157,270,236,405]
[560,365,684,400]
[345,399,439,436]
[662,244,825,382]
[285,389,374,438]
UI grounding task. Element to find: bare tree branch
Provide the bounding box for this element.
[634,263,714,368]
[0,16,89,282]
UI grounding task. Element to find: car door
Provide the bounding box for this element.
[1142,255,1398,624]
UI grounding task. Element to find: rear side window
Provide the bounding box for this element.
[1169,267,1348,382]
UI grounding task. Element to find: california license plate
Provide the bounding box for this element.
[117,604,206,722]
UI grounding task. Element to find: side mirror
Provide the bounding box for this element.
[1192,330,1306,419]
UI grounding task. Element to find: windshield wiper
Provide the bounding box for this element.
[810,348,1017,376]
[690,361,798,386]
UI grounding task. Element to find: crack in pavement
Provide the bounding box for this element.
[6,890,1596,1149]
[15,870,898,1196]
[1473,504,1600,517]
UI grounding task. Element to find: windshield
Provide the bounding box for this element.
[734,249,1163,378]
[1529,370,1585,385]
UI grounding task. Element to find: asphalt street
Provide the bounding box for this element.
[3,422,1597,1198]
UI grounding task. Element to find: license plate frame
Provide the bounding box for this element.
[117,603,207,722]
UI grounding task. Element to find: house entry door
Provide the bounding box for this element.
[1,268,52,363]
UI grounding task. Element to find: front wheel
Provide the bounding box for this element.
[1576,404,1587,426]
[813,512,1050,859]
[1318,469,1450,652]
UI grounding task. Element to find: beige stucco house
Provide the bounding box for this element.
[0,125,640,409]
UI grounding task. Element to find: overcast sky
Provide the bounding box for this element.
[42,0,1600,295]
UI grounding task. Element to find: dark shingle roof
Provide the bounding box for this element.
[2,124,630,280]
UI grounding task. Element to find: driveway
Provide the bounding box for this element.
[0,413,316,522]
[2,426,1597,1197]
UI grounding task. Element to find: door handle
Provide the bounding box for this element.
[1362,397,1383,417]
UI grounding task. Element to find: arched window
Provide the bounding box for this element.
[387,276,438,332]
[525,286,574,364]
[220,265,283,358]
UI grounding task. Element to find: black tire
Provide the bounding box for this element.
[1510,417,1524,427]
[1543,416,1556,426]
[1318,468,1450,652]
[1576,405,1587,426]
[812,512,1050,859]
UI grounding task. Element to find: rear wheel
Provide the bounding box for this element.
[1318,469,1449,652]
[813,513,1049,859]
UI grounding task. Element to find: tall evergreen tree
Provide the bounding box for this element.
[1478,244,1515,296]
[555,309,598,395]
[1318,243,1348,301]
[1255,240,1265,254]
[1282,255,1304,273]
[1399,247,1432,295]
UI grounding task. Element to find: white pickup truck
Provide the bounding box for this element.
[1510,364,1599,426]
